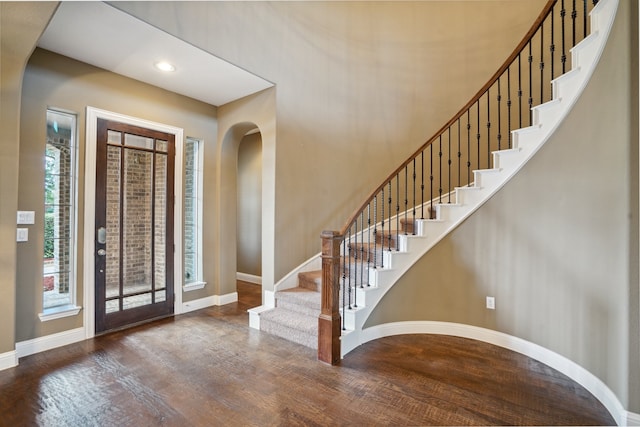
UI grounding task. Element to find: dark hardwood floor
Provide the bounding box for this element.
[0,281,615,426]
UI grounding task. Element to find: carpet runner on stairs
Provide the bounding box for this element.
[259,271,322,349]
[259,216,411,349]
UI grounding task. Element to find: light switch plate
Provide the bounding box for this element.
[17,211,35,225]
[16,228,29,242]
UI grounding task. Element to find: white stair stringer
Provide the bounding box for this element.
[340,0,618,358]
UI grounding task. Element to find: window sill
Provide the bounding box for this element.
[183,281,207,292]
[39,305,82,322]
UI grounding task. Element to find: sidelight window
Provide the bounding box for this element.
[42,109,79,316]
[184,137,205,290]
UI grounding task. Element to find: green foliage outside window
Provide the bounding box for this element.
[44,213,55,259]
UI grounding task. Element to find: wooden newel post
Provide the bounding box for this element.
[318,230,342,365]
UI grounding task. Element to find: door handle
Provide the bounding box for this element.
[97,227,106,244]
[97,248,106,256]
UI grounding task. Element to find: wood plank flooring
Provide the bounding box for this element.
[0,281,615,426]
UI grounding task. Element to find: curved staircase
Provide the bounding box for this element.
[250,0,618,359]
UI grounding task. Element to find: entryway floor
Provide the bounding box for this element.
[0,281,615,426]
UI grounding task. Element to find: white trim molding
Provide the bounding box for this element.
[84,107,184,335]
[15,327,85,359]
[216,292,238,306]
[0,351,18,371]
[182,296,217,314]
[360,321,628,426]
[237,272,262,285]
[626,411,640,426]
[183,281,207,292]
[181,292,239,314]
[38,305,82,322]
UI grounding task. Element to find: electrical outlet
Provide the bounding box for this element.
[486,296,495,310]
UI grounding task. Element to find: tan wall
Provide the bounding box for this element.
[5,3,636,412]
[237,132,263,277]
[16,48,218,341]
[216,88,276,297]
[0,2,58,354]
[115,0,547,282]
[366,0,639,411]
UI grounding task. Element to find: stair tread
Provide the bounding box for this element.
[276,287,321,311]
[260,307,317,333]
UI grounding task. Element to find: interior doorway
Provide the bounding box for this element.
[237,129,262,285]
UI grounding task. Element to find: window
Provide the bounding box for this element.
[42,109,80,317]
[183,137,205,290]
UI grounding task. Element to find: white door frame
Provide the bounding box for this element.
[83,107,184,338]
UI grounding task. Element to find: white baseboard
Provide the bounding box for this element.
[182,292,238,313]
[627,411,640,426]
[237,272,262,285]
[217,292,238,306]
[361,321,627,426]
[182,295,217,313]
[0,350,17,371]
[15,327,85,360]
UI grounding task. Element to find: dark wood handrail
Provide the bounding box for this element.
[318,0,597,364]
[337,0,557,237]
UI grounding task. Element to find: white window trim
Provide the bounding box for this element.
[184,137,206,292]
[83,107,184,339]
[39,305,82,322]
[40,108,81,321]
[183,281,207,292]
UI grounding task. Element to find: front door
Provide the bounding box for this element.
[95,118,175,333]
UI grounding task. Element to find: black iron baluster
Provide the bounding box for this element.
[447,128,452,204]
[439,135,443,203]
[341,235,346,328]
[373,195,378,269]
[476,100,481,171]
[360,210,365,289]
[518,53,523,129]
[396,174,400,247]
[486,89,491,168]
[572,0,577,47]
[412,158,416,230]
[430,144,434,212]
[507,66,512,148]
[388,181,392,252]
[528,40,533,126]
[421,151,424,219]
[561,0,567,73]
[583,0,587,39]
[347,228,352,310]
[381,185,386,253]
[551,5,555,86]
[497,78,502,151]
[540,22,545,105]
[457,119,462,187]
[466,110,471,186]
[404,166,408,235]
[366,205,371,273]
[353,216,359,298]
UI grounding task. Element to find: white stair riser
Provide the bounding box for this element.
[532,99,562,126]
[492,148,523,170]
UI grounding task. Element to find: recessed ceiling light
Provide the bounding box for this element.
[154,61,175,72]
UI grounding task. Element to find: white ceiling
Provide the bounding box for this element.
[37,1,273,107]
